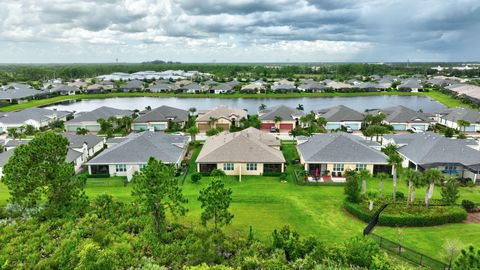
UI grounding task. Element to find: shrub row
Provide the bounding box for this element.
[344,200,467,227]
[86,173,111,178]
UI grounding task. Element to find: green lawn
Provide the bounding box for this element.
[1,144,480,262]
[0,89,467,112]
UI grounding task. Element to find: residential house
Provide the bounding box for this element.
[271,83,297,93]
[444,84,480,104]
[298,82,327,92]
[49,84,80,95]
[354,82,384,92]
[367,105,434,131]
[86,84,104,94]
[132,105,189,131]
[383,133,480,181]
[176,83,203,94]
[210,82,238,94]
[65,106,133,132]
[297,133,390,180]
[258,105,305,132]
[325,81,353,91]
[147,83,175,93]
[98,80,116,91]
[87,132,189,180]
[196,127,285,177]
[436,107,480,132]
[0,108,72,133]
[397,79,423,92]
[0,83,42,103]
[196,106,247,132]
[119,80,144,92]
[63,133,105,171]
[240,80,267,93]
[313,105,364,130]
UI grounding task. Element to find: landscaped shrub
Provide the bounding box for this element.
[87,173,111,178]
[461,200,476,212]
[344,236,381,268]
[191,173,202,184]
[395,191,404,200]
[210,169,226,178]
[344,177,361,203]
[262,172,282,177]
[344,200,467,227]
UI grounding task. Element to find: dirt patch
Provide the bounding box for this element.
[464,212,480,224]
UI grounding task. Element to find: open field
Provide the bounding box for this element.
[0,89,467,112]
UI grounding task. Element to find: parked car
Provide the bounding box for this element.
[345,126,353,133]
[410,127,424,133]
[270,127,277,133]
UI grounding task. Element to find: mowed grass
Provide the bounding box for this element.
[1,144,480,262]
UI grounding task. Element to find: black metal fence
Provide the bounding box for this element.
[369,233,450,270]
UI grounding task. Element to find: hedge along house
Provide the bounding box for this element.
[195,106,247,133]
[65,106,133,132]
[366,105,434,131]
[87,132,189,181]
[132,105,189,132]
[296,133,390,181]
[196,127,285,180]
[313,105,364,131]
[258,105,305,132]
[435,107,480,132]
[383,133,480,181]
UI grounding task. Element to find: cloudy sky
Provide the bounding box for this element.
[1,0,479,63]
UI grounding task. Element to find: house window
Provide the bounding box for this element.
[333,164,344,172]
[116,164,126,172]
[356,164,367,171]
[246,163,257,171]
[223,163,234,171]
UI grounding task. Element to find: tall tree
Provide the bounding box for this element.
[358,169,371,194]
[376,172,390,198]
[198,180,234,230]
[296,104,304,111]
[131,158,188,236]
[258,104,267,111]
[441,176,460,205]
[383,144,403,202]
[456,119,471,133]
[403,168,422,207]
[76,127,90,135]
[186,126,200,142]
[423,168,443,208]
[1,132,86,214]
[273,116,282,129]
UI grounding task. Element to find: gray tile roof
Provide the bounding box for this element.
[196,106,247,122]
[62,133,103,149]
[50,84,79,93]
[148,84,174,92]
[196,129,285,163]
[0,108,72,124]
[271,84,297,91]
[120,80,143,89]
[4,139,30,148]
[369,105,432,123]
[314,105,364,122]
[133,105,189,123]
[437,107,480,123]
[87,132,188,164]
[398,79,423,90]
[66,149,83,163]
[0,84,43,100]
[67,106,132,123]
[297,133,388,164]
[383,133,480,169]
[259,105,305,121]
[298,82,327,91]
[211,82,234,91]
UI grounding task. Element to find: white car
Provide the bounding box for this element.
[410,127,424,133]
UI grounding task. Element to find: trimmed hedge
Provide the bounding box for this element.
[86,173,111,178]
[344,200,467,227]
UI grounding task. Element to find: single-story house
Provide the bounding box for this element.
[176,83,203,94]
[297,133,390,180]
[435,107,480,132]
[240,80,267,93]
[271,84,297,93]
[354,82,384,92]
[366,105,434,131]
[87,132,189,180]
[65,106,133,132]
[49,84,80,95]
[147,83,175,93]
[0,83,43,103]
[258,105,305,132]
[119,80,144,92]
[0,108,72,133]
[298,82,327,92]
[444,84,480,104]
[397,79,423,92]
[196,106,247,132]
[86,84,104,94]
[325,81,353,91]
[313,105,364,130]
[210,82,236,94]
[196,127,285,177]
[383,132,480,181]
[132,105,189,131]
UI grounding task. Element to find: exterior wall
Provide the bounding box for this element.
[439,118,480,132]
[65,122,101,132]
[202,162,285,175]
[132,121,169,131]
[324,163,375,174]
[388,122,430,131]
[325,121,362,130]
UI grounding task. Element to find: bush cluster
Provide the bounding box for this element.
[344,200,467,227]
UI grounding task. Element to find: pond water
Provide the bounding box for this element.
[44,95,446,113]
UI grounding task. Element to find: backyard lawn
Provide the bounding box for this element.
[1,143,480,263]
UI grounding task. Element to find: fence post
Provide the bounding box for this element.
[419,254,423,266]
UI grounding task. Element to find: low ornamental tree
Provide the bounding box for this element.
[453,245,480,270]
[344,174,361,203]
[1,131,87,214]
[441,176,460,205]
[191,172,202,184]
[198,180,234,229]
[131,157,188,236]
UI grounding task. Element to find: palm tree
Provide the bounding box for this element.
[423,168,443,208]
[208,117,218,129]
[376,172,390,198]
[457,119,471,133]
[387,152,403,202]
[358,169,371,194]
[296,104,304,111]
[186,126,199,142]
[403,168,422,207]
[273,116,282,129]
[189,107,197,115]
[7,128,18,139]
[76,127,90,135]
[259,104,267,111]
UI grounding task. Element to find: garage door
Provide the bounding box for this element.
[133,124,148,131]
[261,123,275,130]
[392,124,407,130]
[411,124,427,131]
[216,124,230,131]
[326,123,341,130]
[345,122,361,130]
[197,123,210,131]
[465,125,476,132]
[279,123,294,130]
[153,124,166,131]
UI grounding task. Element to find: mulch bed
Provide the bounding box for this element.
[464,212,480,224]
